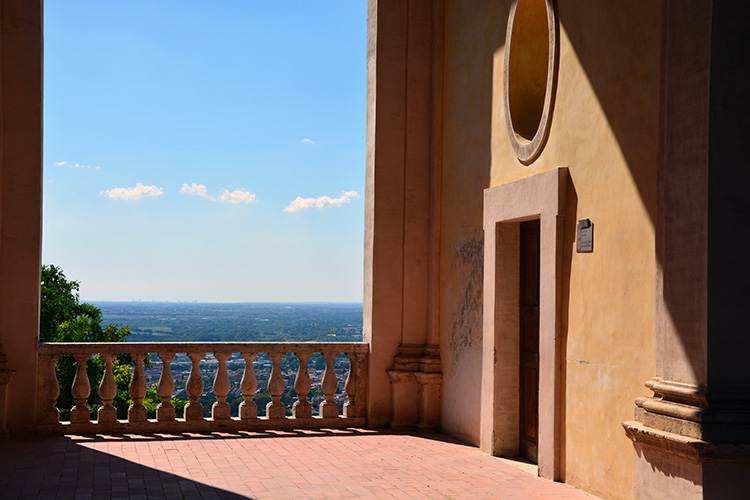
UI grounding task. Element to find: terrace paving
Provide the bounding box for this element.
[0,429,601,500]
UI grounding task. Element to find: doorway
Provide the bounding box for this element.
[480,167,567,480]
[519,219,540,463]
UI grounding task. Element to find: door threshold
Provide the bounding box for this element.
[493,455,539,476]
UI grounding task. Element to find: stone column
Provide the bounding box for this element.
[365,0,444,430]
[623,3,750,498]
[0,0,43,437]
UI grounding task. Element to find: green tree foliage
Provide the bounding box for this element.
[143,385,186,419]
[40,265,132,420]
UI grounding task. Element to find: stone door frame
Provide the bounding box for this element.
[480,167,567,480]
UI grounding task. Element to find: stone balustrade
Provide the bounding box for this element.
[36,342,368,434]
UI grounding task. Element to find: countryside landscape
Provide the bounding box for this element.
[73,302,364,419]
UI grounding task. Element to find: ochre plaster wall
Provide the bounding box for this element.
[440,2,659,498]
[439,0,508,446]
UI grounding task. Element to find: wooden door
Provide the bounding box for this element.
[519,220,540,463]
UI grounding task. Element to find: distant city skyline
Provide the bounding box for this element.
[43,1,366,302]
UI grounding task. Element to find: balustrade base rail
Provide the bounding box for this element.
[36,416,367,436]
[37,342,369,435]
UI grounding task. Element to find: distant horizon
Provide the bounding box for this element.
[88,300,363,305]
[94,301,363,344]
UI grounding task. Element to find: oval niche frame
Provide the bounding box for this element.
[503,0,559,164]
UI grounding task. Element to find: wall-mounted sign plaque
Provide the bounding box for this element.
[577,219,593,253]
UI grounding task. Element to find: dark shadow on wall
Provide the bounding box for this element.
[559,0,659,227]
[564,0,750,399]
[561,0,708,394]
[442,0,510,355]
[558,176,578,482]
[442,0,509,200]
[634,445,747,500]
[633,445,703,492]
[439,0,509,438]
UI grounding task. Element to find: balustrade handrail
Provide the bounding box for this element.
[36,341,369,434]
[38,341,369,355]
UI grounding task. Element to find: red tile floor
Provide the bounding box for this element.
[0,429,601,500]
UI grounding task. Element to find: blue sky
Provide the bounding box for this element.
[43,1,366,302]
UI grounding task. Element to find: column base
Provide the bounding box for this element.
[97,405,117,423]
[624,421,750,500]
[70,406,90,424]
[184,402,204,421]
[625,378,750,500]
[388,344,442,431]
[388,370,419,428]
[319,401,339,418]
[128,403,147,423]
[416,372,442,432]
[292,400,312,419]
[266,401,286,419]
[211,402,231,420]
[238,401,257,419]
[156,403,175,421]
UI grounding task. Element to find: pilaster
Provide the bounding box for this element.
[623,2,750,498]
[365,0,444,429]
[0,0,44,437]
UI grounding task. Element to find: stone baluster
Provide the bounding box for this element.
[266,352,286,419]
[70,353,92,423]
[97,353,117,422]
[157,352,176,421]
[319,351,339,418]
[128,353,147,422]
[0,345,16,437]
[293,351,312,419]
[343,352,356,418]
[184,352,204,421]
[212,352,231,420]
[238,352,258,419]
[39,353,60,424]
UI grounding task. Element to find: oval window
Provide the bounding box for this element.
[503,0,558,163]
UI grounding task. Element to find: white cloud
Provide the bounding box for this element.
[181,183,256,204]
[218,189,256,204]
[301,138,315,144]
[101,183,164,201]
[283,190,359,213]
[56,161,100,170]
[180,183,211,198]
